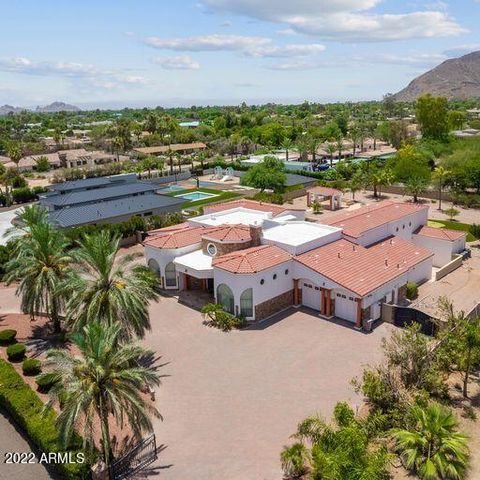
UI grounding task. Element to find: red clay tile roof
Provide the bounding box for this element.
[147,222,190,235]
[295,236,433,296]
[213,244,291,273]
[414,225,466,241]
[204,199,304,216]
[324,201,428,238]
[308,186,343,196]
[144,224,253,249]
[144,225,208,249]
[202,224,251,243]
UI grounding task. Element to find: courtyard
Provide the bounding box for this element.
[143,297,395,480]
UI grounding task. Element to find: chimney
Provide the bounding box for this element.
[249,223,263,247]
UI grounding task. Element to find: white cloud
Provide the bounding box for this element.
[204,0,466,42]
[443,44,480,57]
[152,55,201,70]
[276,28,297,36]
[245,43,325,58]
[144,34,270,51]
[0,57,147,89]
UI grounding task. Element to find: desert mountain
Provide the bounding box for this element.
[393,51,480,101]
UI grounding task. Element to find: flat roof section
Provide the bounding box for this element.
[262,221,342,247]
[191,207,272,227]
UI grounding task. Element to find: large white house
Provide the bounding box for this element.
[143,199,467,328]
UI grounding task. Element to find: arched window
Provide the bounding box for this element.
[148,258,160,277]
[240,288,253,318]
[217,283,234,314]
[165,262,177,288]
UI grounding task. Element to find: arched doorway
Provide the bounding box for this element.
[165,262,178,288]
[217,283,234,314]
[148,258,160,277]
[240,288,253,318]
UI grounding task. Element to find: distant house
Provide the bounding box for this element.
[178,121,200,128]
[4,148,126,172]
[39,173,184,228]
[134,142,207,156]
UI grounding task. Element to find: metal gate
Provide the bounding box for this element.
[109,434,158,480]
[393,306,437,336]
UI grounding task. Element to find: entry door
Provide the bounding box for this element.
[334,294,357,322]
[302,283,321,311]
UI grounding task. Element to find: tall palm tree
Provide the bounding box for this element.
[4,204,49,245]
[64,231,159,340]
[326,142,336,167]
[40,322,162,467]
[281,138,293,162]
[5,222,72,331]
[391,403,469,480]
[433,166,450,211]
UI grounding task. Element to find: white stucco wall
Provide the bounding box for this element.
[411,234,464,267]
[354,210,429,247]
[213,260,293,318]
[144,243,200,288]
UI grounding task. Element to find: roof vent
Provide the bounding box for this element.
[337,252,341,259]
[385,259,388,266]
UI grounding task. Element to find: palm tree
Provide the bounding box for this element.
[336,135,344,161]
[5,221,72,331]
[349,128,360,157]
[281,138,293,162]
[280,443,310,478]
[460,318,480,398]
[64,231,159,340]
[40,322,162,467]
[166,147,175,175]
[391,403,469,480]
[6,142,23,167]
[326,142,336,167]
[405,176,429,203]
[4,204,49,246]
[433,166,450,211]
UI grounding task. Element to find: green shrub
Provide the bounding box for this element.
[406,281,419,300]
[12,187,36,204]
[0,360,87,478]
[35,372,58,393]
[201,304,247,331]
[469,223,480,239]
[0,329,17,345]
[22,358,42,376]
[6,343,26,361]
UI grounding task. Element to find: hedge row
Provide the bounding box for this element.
[0,360,88,479]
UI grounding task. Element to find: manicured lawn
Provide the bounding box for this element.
[428,219,477,242]
[165,187,242,209]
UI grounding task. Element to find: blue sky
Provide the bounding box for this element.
[0,0,479,108]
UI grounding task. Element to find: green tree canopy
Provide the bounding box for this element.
[416,94,449,140]
[241,156,286,192]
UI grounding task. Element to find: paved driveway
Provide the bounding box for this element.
[144,298,394,480]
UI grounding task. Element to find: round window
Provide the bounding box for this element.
[273,274,277,280]
[285,269,289,275]
[207,243,217,256]
[260,279,265,285]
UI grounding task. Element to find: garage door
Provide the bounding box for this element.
[334,293,357,322]
[302,282,320,311]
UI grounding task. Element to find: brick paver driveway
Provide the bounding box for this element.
[144,298,395,480]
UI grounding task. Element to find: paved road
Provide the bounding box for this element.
[0,412,53,480]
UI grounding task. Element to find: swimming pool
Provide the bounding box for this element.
[175,191,218,202]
